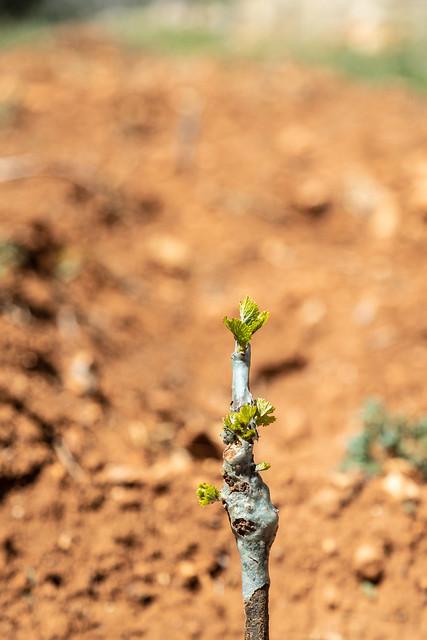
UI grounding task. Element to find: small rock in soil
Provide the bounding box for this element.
[311,487,342,517]
[282,407,310,443]
[322,583,340,609]
[99,464,146,486]
[321,537,338,556]
[66,351,98,396]
[381,472,421,503]
[369,190,400,240]
[146,235,190,275]
[353,542,385,581]
[291,177,332,216]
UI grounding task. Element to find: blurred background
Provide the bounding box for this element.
[0,2,427,640]
[2,0,427,85]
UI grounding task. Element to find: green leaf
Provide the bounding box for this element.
[224,297,270,349]
[240,428,257,442]
[223,317,253,348]
[248,311,269,337]
[196,483,220,507]
[256,461,271,472]
[223,399,276,443]
[223,403,258,442]
[256,397,276,426]
[239,296,260,325]
[238,404,257,424]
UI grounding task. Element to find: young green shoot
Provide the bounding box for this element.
[196,296,279,640]
[223,296,269,352]
[196,483,220,507]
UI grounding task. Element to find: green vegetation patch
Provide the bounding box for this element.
[292,42,427,93]
[342,399,427,478]
[0,19,51,50]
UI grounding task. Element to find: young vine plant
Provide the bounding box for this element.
[196,296,279,640]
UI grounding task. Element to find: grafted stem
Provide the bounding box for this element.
[221,345,279,640]
[197,297,278,640]
[231,343,253,410]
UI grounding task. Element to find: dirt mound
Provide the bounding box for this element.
[0,30,427,640]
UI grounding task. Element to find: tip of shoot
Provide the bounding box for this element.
[223,296,269,350]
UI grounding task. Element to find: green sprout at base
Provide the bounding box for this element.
[256,461,271,472]
[196,482,220,507]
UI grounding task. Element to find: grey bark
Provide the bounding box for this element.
[220,344,279,640]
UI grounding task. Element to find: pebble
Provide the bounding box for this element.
[127,421,149,447]
[100,464,146,486]
[321,537,338,556]
[11,504,25,520]
[353,297,378,326]
[110,486,141,508]
[343,172,382,217]
[127,580,155,605]
[291,177,332,216]
[146,235,190,274]
[47,462,67,482]
[327,471,363,508]
[299,298,326,327]
[369,326,396,350]
[79,401,102,426]
[132,561,151,579]
[259,237,291,267]
[283,407,310,443]
[57,532,73,551]
[66,351,98,396]
[82,450,104,472]
[343,172,400,239]
[322,583,340,609]
[312,488,342,517]
[9,571,28,592]
[101,448,191,487]
[157,572,171,586]
[150,449,191,482]
[353,542,384,581]
[381,472,421,503]
[369,191,400,240]
[329,471,363,492]
[178,561,197,579]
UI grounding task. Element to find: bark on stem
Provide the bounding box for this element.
[231,343,253,410]
[221,345,279,640]
[244,586,270,640]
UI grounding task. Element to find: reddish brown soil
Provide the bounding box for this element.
[0,29,427,640]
